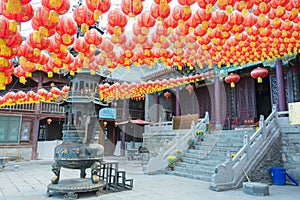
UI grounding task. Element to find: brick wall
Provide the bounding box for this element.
[249,136,284,183]
[281,131,300,182]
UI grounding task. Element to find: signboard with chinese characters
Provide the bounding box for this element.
[99,108,117,119]
[288,102,300,125]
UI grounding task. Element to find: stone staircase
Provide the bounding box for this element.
[168,130,256,182]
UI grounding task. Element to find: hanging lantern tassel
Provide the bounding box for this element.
[6,0,21,14]
[230,82,235,88]
[48,11,59,23]
[0,72,7,90]
[81,24,89,34]
[9,21,18,32]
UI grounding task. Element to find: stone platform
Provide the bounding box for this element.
[47,178,105,199]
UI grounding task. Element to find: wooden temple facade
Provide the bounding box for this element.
[0,57,299,158]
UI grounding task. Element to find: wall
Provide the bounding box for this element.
[280,119,300,182]
[249,136,284,183]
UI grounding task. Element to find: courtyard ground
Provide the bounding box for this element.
[0,156,299,200]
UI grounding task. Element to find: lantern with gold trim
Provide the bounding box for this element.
[31,7,57,37]
[41,0,70,23]
[84,29,102,52]
[250,67,268,83]
[14,65,28,84]
[2,0,31,14]
[86,0,111,21]
[108,8,128,36]
[1,1,33,23]
[73,5,96,34]
[137,11,156,35]
[150,3,170,22]
[172,5,192,27]
[56,16,78,47]
[197,0,217,12]
[121,0,143,17]
[225,73,240,87]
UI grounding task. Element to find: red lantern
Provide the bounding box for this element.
[172,5,192,26]
[14,66,27,84]
[1,2,33,22]
[47,118,52,124]
[56,16,78,44]
[84,29,103,51]
[150,3,170,21]
[108,8,128,35]
[6,32,22,48]
[197,0,217,11]
[164,91,171,100]
[86,0,111,20]
[41,0,70,23]
[31,7,57,37]
[73,5,96,33]
[2,0,30,14]
[73,38,90,58]
[27,32,49,51]
[121,0,143,17]
[225,73,240,87]
[250,67,268,83]
[186,84,194,95]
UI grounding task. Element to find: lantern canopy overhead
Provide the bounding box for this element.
[0,0,299,90]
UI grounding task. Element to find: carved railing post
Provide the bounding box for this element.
[243,134,250,160]
[273,104,278,121]
[259,115,266,139]
[191,120,196,137]
[205,111,210,124]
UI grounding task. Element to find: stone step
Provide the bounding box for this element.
[167,170,212,182]
[183,152,227,160]
[175,162,215,172]
[196,145,243,153]
[181,157,224,166]
[174,165,214,177]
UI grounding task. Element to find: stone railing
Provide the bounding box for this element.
[144,120,173,132]
[209,105,280,191]
[145,112,209,174]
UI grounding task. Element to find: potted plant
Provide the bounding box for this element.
[196,129,205,142]
[175,149,183,162]
[167,155,176,171]
[206,123,213,134]
[188,137,195,149]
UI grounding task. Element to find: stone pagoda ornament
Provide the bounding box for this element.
[47,71,108,198]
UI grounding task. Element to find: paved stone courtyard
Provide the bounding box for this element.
[0,157,299,200]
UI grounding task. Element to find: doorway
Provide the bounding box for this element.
[255,75,272,120]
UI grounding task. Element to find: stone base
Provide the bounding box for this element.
[243,182,270,196]
[47,178,105,199]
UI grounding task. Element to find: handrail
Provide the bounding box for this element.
[145,112,209,174]
[210,105,280,191]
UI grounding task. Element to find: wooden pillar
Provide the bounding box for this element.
[214,75,222,126]
[121,99,127,156]
[31,73,43,160]
[276,60,287,111]
[176,87,181,116]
